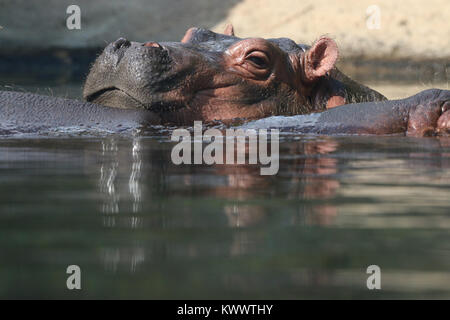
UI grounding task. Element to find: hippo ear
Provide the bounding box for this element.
[303,37,338,82]
[223,24,235,36]
[181,27,196,43]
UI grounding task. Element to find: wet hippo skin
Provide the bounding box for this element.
[315,89,450,136]
[262,89,450,137]
[0,91,159,134]
[1,89,448,136]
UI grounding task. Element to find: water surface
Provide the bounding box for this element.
[0,81,449,299]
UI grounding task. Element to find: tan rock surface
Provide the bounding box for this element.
[213,0,450,58]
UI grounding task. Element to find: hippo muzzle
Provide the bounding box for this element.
[84,38,179,111]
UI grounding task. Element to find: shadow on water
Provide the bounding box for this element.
[0,133,449,299]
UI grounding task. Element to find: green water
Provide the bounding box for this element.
[0,83,449,299]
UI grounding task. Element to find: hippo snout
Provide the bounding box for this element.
[83,36,176,111]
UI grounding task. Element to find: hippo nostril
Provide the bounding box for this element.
[143,41,162,49]
[113,38,131,50]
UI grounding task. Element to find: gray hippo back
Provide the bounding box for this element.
[0,91,159,135]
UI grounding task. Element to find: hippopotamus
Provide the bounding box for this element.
[0,26,449,136]
[83,26,386,124]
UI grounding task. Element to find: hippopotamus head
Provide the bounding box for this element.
[83,26,378,124]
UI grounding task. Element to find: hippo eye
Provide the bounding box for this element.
[245,51,270,69]
[248,56,266,67]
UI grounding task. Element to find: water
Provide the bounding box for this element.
[0,82,449,299]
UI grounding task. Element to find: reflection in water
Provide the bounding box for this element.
[215,138,341,228]
[283,138,340,226]
[0,134,449,298]
[100,139,119,226]
[101,246,146,274]
[96,136,343,273]
[99,137,145,273]
[130,137,142,215]
[92,135,450,282]
[224,204,266,228]
[99,137,143,227]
